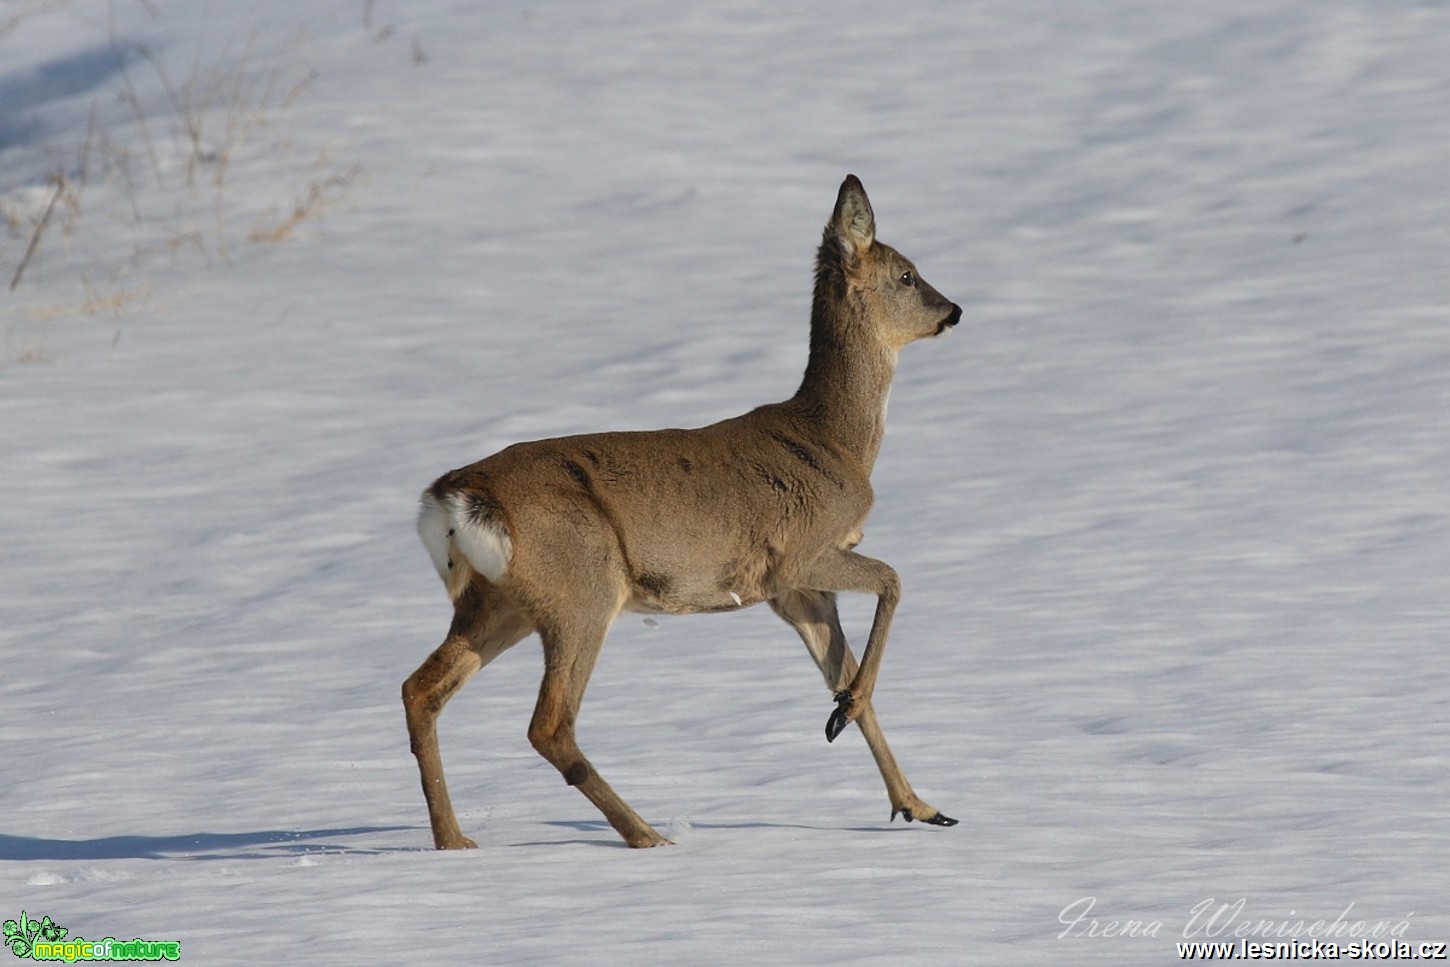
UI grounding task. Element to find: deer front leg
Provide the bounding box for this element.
[825,589,898,744]
[771,589,957,827]
[798,550,901,742]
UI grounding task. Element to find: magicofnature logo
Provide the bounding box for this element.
[3,911,179,962]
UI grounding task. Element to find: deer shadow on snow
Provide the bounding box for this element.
[0,826,414,861]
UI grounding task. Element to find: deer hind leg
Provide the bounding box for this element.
[770,588,956,828]
[526,605,671,848]
[403,582,533,849]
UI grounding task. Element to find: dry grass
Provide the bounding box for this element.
[247,164,362,243]
[9,339,52,364]
[114,32,324,257]
[19,281,155,321]
[2,5,365,321]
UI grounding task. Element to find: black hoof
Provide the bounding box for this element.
[824,691,853,743]
[893,807,958,827]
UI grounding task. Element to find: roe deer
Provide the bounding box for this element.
[405,174,962,848]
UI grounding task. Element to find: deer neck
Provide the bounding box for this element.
[791,298,898,473]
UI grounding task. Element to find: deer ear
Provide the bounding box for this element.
[830,174,875,263]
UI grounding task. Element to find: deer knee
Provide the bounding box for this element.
[527,714,571,758]
[403,668,454,720]
[526,718,550,755]
[527,719,589,785]
[401,671,431,717]
[878,566,900,606]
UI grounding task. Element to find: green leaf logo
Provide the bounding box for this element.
[4,910,38,958]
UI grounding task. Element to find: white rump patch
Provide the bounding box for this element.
[417,490,514,589]
[449,496,513,583]
[417,492,454,581]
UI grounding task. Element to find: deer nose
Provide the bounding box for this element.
[943,305,962,328]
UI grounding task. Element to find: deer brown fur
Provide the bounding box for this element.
[404,175,961,849]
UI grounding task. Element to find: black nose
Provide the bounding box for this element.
[943,304,962,328]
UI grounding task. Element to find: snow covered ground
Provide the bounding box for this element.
[3,0,1448,962]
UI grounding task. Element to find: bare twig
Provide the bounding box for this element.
[9,174,66,292]
[118,58,164,186]
[282,69,318,109]
[132,43,210,186]
[78,105,99,191]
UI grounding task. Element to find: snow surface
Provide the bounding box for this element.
[3,0,1449,963]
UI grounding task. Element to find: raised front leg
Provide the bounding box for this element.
[795,550,901,742]
[771,589,956,827]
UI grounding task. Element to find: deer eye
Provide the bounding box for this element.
[899,270,916,287]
